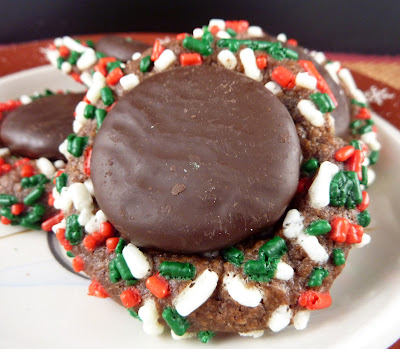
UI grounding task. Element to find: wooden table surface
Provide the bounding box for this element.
[1,33,399,349]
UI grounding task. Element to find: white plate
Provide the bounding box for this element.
[0,66,399,349]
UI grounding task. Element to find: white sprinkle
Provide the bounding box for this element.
[61,61,72,73]
[68,182,93,213]
[208,19,225,31]
[192,28,204,39]
[36,157,55,178]
[86,82,104,104]
[154,49,176,72]
[80,71,93,88]
[0,148,10,158]
[171,330,196,340]
[120,73,140,91]
[310,50,327,65]
[73,120,84,134]
[275,262,294,281]
[297,99,325,127]
[355,233,371,248]
[362,156,370,167]
[283,209,304,238]
[297,232,329,263]
[53,37,64,47]
[46,49,60,67]
[92,71,106,86]
[238,330,264,338]
[131,52,142,60]
[223,274,262,307]
[265,81,282,95]
[325,61,341,84]
[361,131,381,151]
[338,68,358,95]
[217,49,237,70]
[85,210,107,234]
[268,305,292,332]
[239,48,262,82]
[138,299,164,336]
[75,101,88,118]
[54,186,72,211]
[54,160,66,169]
[308,161,339,209]
[293,310,311,330]
[20,95,32,105]
[122,243,151,279]
[247,26,263,37]
[62,36,89,53]
[84,179,95,196]
[52,218,66,234]
[367,168,376,186]
[78,208,94,226]
[58,139,72,160]
[77,48,97,71]
[352,88,368,104]
[174,269,218,317]
[277,33,287,43]
[216,30,231,39]
[295,72,317,90]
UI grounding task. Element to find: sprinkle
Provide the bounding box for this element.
[308,161,339,209]
[268,305,292,332]
[330,171,363,209]
[308,267,329,287]
[162,307,190,336]
[256,54,268,69]
[297,233,329,263]
[0,148,10,157]
[174,269,218,316]
[238,330,265,338]
[287,38,298,46]
[275,261,294,281]
[120,73,140,91]
[293,310,311,330]
[85,209,107,233]
[223,274,262,307]
[122,243,151,279]
[301,158,319,174]
[333,248,346,266]
[20,95,32,105]
[114,253,135,280]
[100,87,114,106]
[225,20,249,33]
[67,134,88,157]
[154,49,177,72]
[208,19,225,30]
[295,72,317,90]
[23,186,45,205]
[62,36,88,53]
[138,299,164,335]
[217,49,237,70]
[264,81,282,95]
[180,53,202,66]
[244,258,279,282]
[306,220,331,236]
[76,48,97,71]
[106,237,119,252]
[171,330,196,340]
[10,203,24,216]
[80,71,93,87]
[298,291,331,310]
[277,33,287,42]
[120,288,141,308]
[361,131,381,151]
[239,48,262,81]
[106,67,123,86]
[357,191,370,212]
[198,331,216,343]
[222,246,244,266]
[35,157,55,178]
[41,211,64,232]
[357,210,371,227]
[159,261,196,280]
[310,51,327,65]
[68,182,93,213]
[297,99,325,127]
[335,146,355,162]
[354,232,371,248]
[283,209,304,238]
[151,39,165,61]
[271,66,295,88]
[324,61,341,84]
[65,214,84,245]
[61,61,72,73]
[192,28,204,39]
[72,256,84,273]
[182,37,213,56]
[131,52,142,61]
[88,279,109,298]
[259,236,287,260]
[20,164,34,178]
[146,274,170,299]
[330,217,349,243]
[309,93,336,113]
[247,26,263,37]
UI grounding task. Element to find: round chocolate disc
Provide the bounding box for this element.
[91,65,300,253]
[1,93,84,160]
[95,36,151,62]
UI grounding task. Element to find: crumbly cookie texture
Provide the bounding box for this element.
[42,19,379,341]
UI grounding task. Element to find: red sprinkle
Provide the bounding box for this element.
[11,204,25,216]
[72,256,84,273]
[297,177,311,194]
[20,164,35,178]
[356,108,371,120]
[346,224,364,244]
[176,33,188,40]
[1,216,11,225]
[48,192,55,206]
[225,20,249,33]
[271,66,295,89]
[346,149,364,180]
[256,55,268,70]
[41,211,64,232]
[83,235,98,252]
[298,291,332,310]
[88,279,109,298]
[1,163,12,173]
[99,222,114,239]
[58,45,70,58]
[106,67,123,86]
[92,232,106,243]
[0,99,21,112]
[209,25,220,34]
[334,146,355,162]
[151,40,165,61]
[356,191,370,212]
[106,237,119,252]
[146,274,170,299]
[120,288,141,308]
[84,146,92,176]
[330,217,350,243]
[287,38,298,46]
[13,158,30,168]
[180,53,202,66]
[56,228,72,251]
[70,72,82,83]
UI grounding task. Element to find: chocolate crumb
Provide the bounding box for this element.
[171,183,186,196]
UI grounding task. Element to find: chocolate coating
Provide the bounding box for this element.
[95,36,150,62]
[91,65,300,253]
[1,93,84,160]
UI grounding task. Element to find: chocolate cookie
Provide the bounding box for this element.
[91,65,300,252]
[1,93,84,160]
[95,36,151,62]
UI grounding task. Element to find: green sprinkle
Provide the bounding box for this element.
[361,165,368,186]
[68,51,80,65]
[115,238,126,254]
[21,174,49,188]
[86,40,95,49]
[306,220,331,236]
[162,307,190,336]
[283,47,299,60]
[358,210,371,227]
[84,104,96,119]
[369,150,379,165]
[244,257,279,282]
[259,236,287,260]
[100,87,114,106]
[0,194,18,206]
[226,28,237,37]
[128,308,141,321]
[56,57,64,70]
[222,247,244,266]
[107,61,122,73]
[350,140,362,150]
[358,124,373,134]
[183,37,213,56]
[114,253,135,280]
[0,206,17,220]
[56,173,68,193]
[66,251,75,258]
[139,55,152,73]
[333,248,346,266]
[20,204,46,224]
[308,267,329,287]
[45,89,54,96]
[23,186,45,205]
[201,30,214,44]
[301,158,319,174]
[159,261,196,280]
[65,214,84,245]
[310,93,336,113]
[330,171,362,209]
[95,108,107,130]
[351,99,368,108]
[109,259,121,283]
[198,330,216,343]
[96,51,106,59]
[67,134,88,157]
